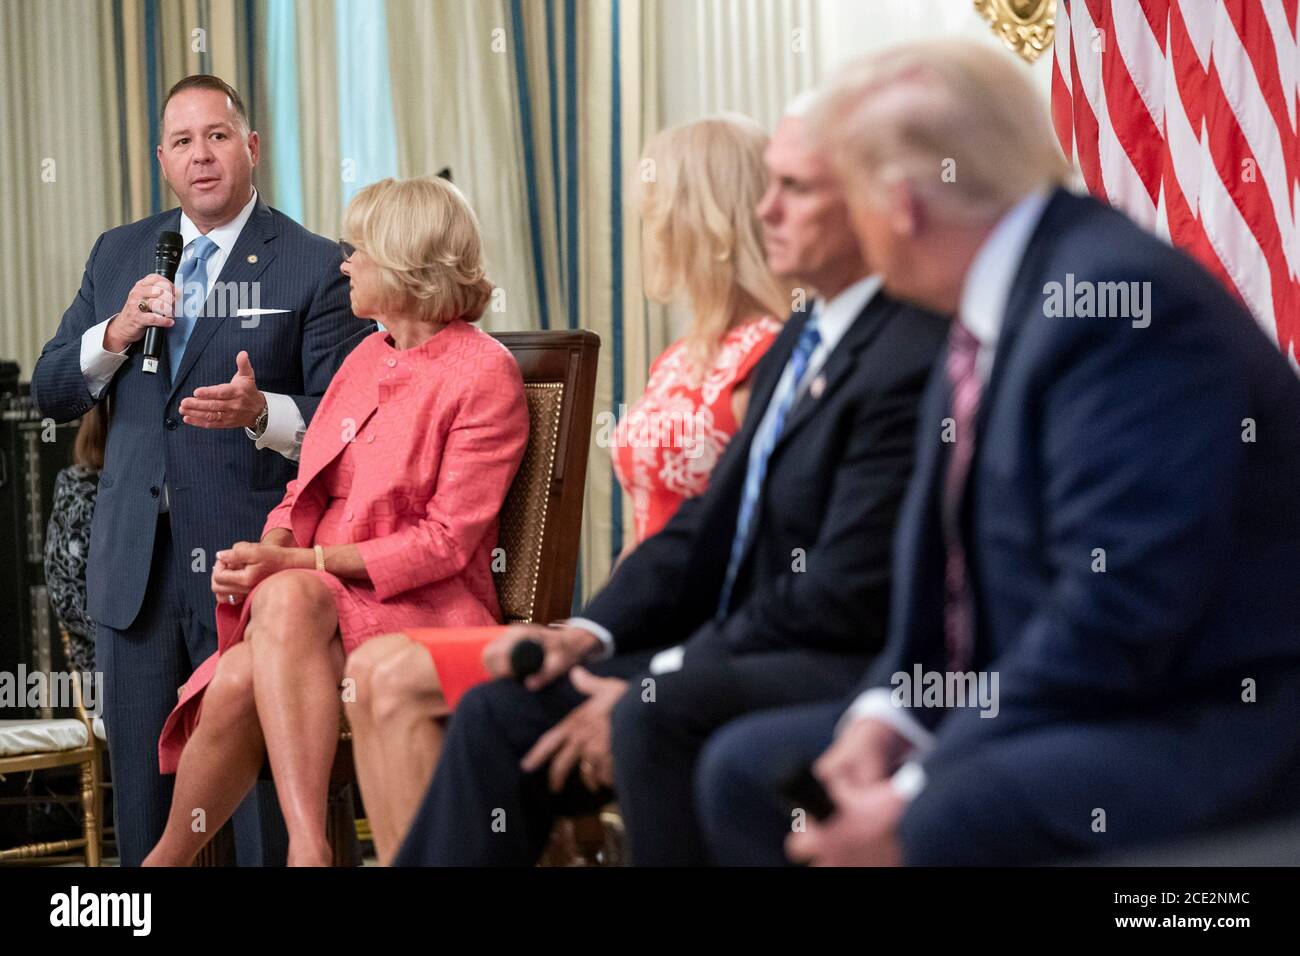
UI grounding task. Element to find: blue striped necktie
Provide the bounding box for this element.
[716,313,822,618]
[170,235,219,380]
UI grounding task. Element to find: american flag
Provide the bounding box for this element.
[1051,0,1298,365]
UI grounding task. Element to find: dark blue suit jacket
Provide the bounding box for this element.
[584,293,948,661]
[860,189,1300,846]
[31,200,372,632]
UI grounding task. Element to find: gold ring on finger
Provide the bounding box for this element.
[138,299,150,312]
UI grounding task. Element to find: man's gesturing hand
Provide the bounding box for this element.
[180,350,265,430]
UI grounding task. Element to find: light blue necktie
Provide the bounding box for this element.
[716,314,823,619]
[170,235,219,380]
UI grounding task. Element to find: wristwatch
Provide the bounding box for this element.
[246,403,270,442]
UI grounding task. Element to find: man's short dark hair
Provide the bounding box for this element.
[162,75,249,132]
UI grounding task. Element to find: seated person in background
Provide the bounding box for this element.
[144,176,528,866]
[45,404,108,675]
[612,114,789,554]
[392,100,948,866]
[696,40,1300,867]
[345,114,789,865]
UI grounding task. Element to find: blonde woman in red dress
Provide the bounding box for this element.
[611,114,791,551]
[144,176,528,866]
[343,115,791,865]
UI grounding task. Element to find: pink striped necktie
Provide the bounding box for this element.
[942,320,982,674]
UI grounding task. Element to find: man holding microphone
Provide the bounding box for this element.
[32,75,370,865]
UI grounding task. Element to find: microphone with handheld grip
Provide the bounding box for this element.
[509,639,545,683]
[777,763,836,823]
[141,231,183,375]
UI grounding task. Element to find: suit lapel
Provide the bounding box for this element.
[707,309,810,486]
[772,292,894,453]
[687,309,810,547]
[288,364,379,544]
[166,201,279,402]
[974,187,1074,437]
[957,189,1077,545]
[747,309,807,427]
[724,295,896,580]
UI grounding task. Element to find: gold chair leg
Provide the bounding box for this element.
[81,752,102,867]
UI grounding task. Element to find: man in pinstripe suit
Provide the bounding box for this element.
[31,75,371,865]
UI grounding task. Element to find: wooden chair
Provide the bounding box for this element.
[481,329,603,626]
[322,328,603,864]
[0,630,104,866]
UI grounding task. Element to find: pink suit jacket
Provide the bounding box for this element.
[158,320,528,773]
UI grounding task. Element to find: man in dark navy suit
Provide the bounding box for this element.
[31,76,371,865]
[393,102,947,866]
[696,40,1300,866]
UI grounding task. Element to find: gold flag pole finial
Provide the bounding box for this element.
[975,0,1056,64]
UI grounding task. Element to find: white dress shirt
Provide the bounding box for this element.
[841,189,1054,800]
[78,188,306,463]
[571,275,885,667]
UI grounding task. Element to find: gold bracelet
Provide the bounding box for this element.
[314,544,326,572]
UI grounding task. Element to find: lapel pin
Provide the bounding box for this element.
[809,375,826,399]
[246,254,258,264]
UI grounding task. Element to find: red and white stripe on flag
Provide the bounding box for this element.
[1052,0,1299,366]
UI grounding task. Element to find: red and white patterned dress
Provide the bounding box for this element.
[612,316,782,542]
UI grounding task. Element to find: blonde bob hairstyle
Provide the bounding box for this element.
[809,39,1071,223]
[637,114,790,367]
[341,175,494,324]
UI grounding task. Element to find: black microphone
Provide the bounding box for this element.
[777,763,836,823]
[509,639,545,682]
[141,231,183,375]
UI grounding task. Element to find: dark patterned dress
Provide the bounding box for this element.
[44,464,99,674]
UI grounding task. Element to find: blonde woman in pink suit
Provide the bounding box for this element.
[145,177,528,866]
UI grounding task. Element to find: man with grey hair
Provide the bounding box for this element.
[697,38,1300,866]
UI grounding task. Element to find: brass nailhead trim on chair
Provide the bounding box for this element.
[495,382,564,624]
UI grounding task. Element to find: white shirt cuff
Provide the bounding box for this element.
[80,317,130,399]
[889,760,928,802]
[648,644,685,675]
[563,617,615,660]
[838,687,937,755]
[251,391,305,462]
